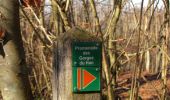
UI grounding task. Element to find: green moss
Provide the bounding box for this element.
[59,27,101,42]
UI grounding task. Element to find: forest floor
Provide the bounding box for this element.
[116,71,170,100]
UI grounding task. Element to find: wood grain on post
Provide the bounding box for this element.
[52,27,101,100]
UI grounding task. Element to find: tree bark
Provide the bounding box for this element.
[0,0,32,100]
[106,1,122,99]
[160,0,169,99]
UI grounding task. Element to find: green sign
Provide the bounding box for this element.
[72,42,102,67]
[72,67,100,92]
[72,42,101,92]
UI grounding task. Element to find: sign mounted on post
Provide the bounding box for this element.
[72,67,100,92]
[72,42,102,92]
[72,42,102,67]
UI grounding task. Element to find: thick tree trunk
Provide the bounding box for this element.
[160,0,169,99]
[0,0,32,99]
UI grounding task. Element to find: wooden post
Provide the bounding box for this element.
[52,27,101,100]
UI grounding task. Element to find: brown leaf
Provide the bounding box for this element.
[30,0,41,8]
[0,27,5,39]
[21,0,41,8]
[21,0,30,7]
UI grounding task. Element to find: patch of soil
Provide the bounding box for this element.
[116,71,170,100]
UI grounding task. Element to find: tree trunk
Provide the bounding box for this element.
[0,0,32,99]
[160,1,169,99]
[144,0,152,72]
[106,1,122,99]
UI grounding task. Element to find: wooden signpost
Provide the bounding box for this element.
[53,27,101,100]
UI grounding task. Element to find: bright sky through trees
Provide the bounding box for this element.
[132,0,163,8]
